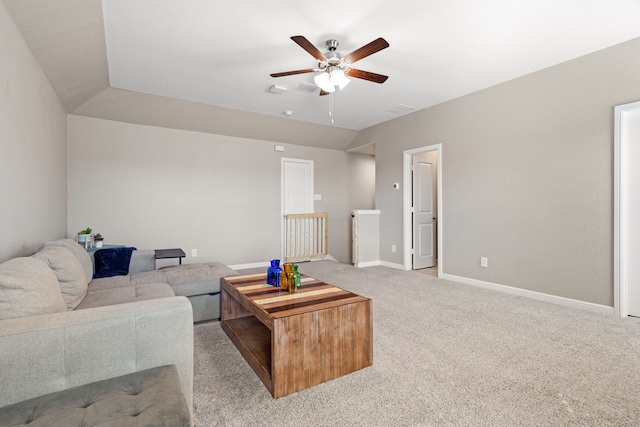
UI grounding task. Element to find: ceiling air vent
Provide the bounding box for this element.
[386,104,417,115]
[295,82,318,93]
[269,84,287,94]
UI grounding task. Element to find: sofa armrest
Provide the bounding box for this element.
[0,296,194,415]
[129,249,156,273]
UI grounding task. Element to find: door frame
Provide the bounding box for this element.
[403,144,442,274]
[614,101,640,317]
[281,158,314,260]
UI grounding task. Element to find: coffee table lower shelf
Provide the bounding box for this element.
[220,316,272,392]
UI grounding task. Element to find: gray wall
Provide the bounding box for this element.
[350,37,640,307]
[0,2,67,262]
[67,115,374,266]
[5,0,638,309]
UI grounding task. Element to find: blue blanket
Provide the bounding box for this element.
[93,247,137,279]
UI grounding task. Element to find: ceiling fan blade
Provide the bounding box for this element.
[270,69,316,78]
[346,69,389,84]
[344,37,389,64]
[291,35,327,62]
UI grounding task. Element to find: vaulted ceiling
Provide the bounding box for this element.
[4,0,640,151]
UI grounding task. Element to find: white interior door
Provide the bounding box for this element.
[282,158,314,215]
[281,158,314,259]
[627,108,640,317]
[412,152,437,269]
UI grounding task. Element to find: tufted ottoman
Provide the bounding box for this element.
[0,365,190,427]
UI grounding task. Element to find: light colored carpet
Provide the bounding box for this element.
[193,261,640,426]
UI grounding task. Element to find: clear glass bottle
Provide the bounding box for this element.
[275,263,283,288]
[287,271,297,293]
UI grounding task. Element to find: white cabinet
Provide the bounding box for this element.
[352,210,380,267]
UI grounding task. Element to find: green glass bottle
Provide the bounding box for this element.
[293,265,301,288]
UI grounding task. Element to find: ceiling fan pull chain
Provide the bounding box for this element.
[330,92,334,125]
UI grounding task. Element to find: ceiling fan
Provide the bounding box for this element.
[270,35,389,95]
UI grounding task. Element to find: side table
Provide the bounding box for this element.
[154,248,186,265]
[85,244,126,254]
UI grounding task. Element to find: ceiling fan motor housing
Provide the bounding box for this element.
[325,39,339,51]
[320,39,347,71]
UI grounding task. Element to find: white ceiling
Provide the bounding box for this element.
[102,0,640,130]
[5,0,640,132]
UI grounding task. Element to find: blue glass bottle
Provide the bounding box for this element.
[267,259,281,286]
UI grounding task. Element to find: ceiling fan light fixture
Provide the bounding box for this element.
[314,72,335,93]
[331,69,350,90]
[314,68,350,92]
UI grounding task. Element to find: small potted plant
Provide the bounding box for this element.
[94,233,104,248]
[77,227,92,246]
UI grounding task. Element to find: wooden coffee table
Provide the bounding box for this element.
[220,272,372,398]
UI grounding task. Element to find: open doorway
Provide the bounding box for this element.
[281,158,314,260]
[614,101,640,317]
[403,144,442,275]
[403,144,443,276]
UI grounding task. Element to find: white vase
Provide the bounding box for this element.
[95,240,103,248]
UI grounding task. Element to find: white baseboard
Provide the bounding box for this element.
[379,261,407,271]
[440,273,614,316]
[354,260,381,268]
[231,255,336,271]
[229,261,269,270]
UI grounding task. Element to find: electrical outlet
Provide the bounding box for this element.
[192,249,197,257]
[480,257,488,268]
[391,245,397,253]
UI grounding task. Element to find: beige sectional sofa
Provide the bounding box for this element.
[0,238,237,425]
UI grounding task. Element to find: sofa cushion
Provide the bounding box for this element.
[75,283,175,310]
[88,274,132,291]
[129,269,168,286]
[33,246,88,310]
[0,257,66,320]
[129,249,156,274]
[40,239,93,284]
[0,365,190,427]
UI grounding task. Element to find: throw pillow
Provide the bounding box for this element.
[0,257,67,320]
[32,245,88,310]
[39,239,93,284]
